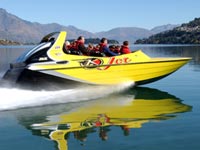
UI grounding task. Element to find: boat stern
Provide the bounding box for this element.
[2,62,26,83]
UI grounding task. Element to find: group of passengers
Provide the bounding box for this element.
[63,36,131,57]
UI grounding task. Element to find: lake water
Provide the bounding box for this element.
[0,45,200,150]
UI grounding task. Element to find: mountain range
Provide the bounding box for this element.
[0,8,178,44]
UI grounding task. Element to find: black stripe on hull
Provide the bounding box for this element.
[135,72,174,85]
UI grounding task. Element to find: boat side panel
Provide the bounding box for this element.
[37,59,189,85]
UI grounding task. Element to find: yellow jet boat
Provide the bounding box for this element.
[3,31,191,87]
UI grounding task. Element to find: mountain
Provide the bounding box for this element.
[95,27,153,43]
[0,8,178,44]
[95,25,177,43]
[135,18,200,44]
[0,8,94,43]
[150,24,179,34]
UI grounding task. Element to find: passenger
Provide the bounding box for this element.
[77,36,89,55]
[71,41,76,48]
[87,43,94,51]
[120,41,131,54]
[70,36,88,55]
[94,45,100,51]
[87,44,104,56]
[115,45,121,54]
[109,45,115,52]
[99,38,118,57]
[63,41,72,54]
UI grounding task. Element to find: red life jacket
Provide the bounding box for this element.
[120,45,131,54]
[71,40,84,51]
[99,43,107,52]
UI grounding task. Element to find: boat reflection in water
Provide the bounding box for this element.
[17,87,192,150]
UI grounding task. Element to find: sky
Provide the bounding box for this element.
[1,0,200,32]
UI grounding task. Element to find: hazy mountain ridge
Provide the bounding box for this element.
[96,27,153,43]
[0,8,177,44]
[150,24,179,34]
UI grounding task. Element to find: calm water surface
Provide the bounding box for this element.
[0,45,200,150]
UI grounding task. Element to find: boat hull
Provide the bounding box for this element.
[27,58,190,85]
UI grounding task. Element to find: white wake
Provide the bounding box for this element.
[0,82,134,111]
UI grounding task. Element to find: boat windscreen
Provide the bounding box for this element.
[16,42,51,62]
[40,32,60,43]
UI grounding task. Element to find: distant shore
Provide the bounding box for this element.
[0,39,21,45]
[0,38,119,46]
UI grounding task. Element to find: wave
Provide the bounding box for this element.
[0,81,134,111]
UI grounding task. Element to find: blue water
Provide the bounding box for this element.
[0,45,200,150]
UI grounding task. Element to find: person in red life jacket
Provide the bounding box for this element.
[94,45,100,51]
[70,36,88,55]
[120,41,131,54]
[76,36,89,55]
[70,41,77,49]
[89,43,105,56]
[115,45,121,54]
[99,38,119,57]
[87,43,94,51]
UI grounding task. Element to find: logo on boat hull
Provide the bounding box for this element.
[79,57,131,70]
[79,58,104,69]
[97,57,132,70]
